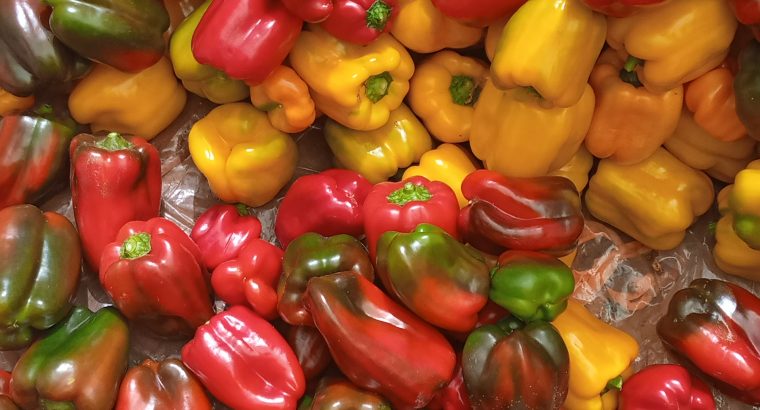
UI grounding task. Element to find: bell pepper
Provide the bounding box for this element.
[275,169,373,248]
[311,379,392,409]
[458,170,584,256]
[250,66,316,133]
[408,51,489,143]
[190,203,263,270]
[191,0,302,85]
[402,143,478,207]
[99,217,214,338]
[305,271,456,408]
[182,306,306,410]
[324,104,433,183]
[619,364,716,410]
[0,0,90,97]
[169,0,249,104]
[657,279,760,404]
[0,370,16,410]
[70,132,162,270]
[0,205,80,350]
[552,299,640,410]
[427,358,471,410]
[322,0,398,45]
[281,0,333,22]
[686,66,747,142]
[585,148,714,250]
[581,0,669,17]
[470,80,595,178]
[0,107,77,208]
[462,317,570,410]
[68,58,187,140]
[728,160,760,249]
[606,0,737,93]
[212,238,283,320]
[484,17,506,62]
[115,358,212,410]
[0,89,33,117]
[390,0,483,53]
[430,0,526,26]
[729,0,760,41]
[188,102,298,207]
[548,146,594,192]
[279,233,374,326]
[714,213,760,280]
[10,307,129,410]
[164,0,206,33]
[286,326,332,381]
[375,223,491,332]
[290,26,414,131]
[735,40,760,141]
[586,49,683,165]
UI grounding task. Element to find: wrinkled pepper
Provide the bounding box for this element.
[324,104,433,183]
[548,146,594,192]
[281,0,333,22]
[115,359,212,410]
[686,66,747,142]
[0,89,33,117]
[190,203,263,270]
[390,0,483,53]
[0,205,80,350]
[322,0,398,45]
[430,0,525,26]
[188,103,298,207]
[585,148,714,250]
[619,364,716,410]
[581,0,669,17]
[402,143,479,207]
[735,40,760,141]
[729,0,760,41]
[250,66,316,133]
[311,379,392,409]
[68,58,187,140]
[286,326,332,381]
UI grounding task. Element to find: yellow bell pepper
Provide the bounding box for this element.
[0,88,34,117]
[250,66,316,134]
[289,25,414,131]
[585,148,714,250]
[408,51,489,143]
[390,0,484,54]
[188,103,298,207]
[484,18,507,62]
[552,299,639,410]
[663,111,756,183]
[727,160,760,250]
[324,104,432,183]
[470,79,595,178]
[68,58,187,140]
[402,143,479,207]
[548,146,594,192]
[606,0,737,93]
[714,178,760,280]
[490,0,607,108]
[169,0,249,104]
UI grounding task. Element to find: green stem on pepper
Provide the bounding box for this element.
[96,132,134,151]
[366,0,392,30]
[387,182,432,206]
[120,232,152,259]
[450,75,480,106]
[365,72,393,103]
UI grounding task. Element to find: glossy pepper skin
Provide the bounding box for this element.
[552,299,640,410]
[375,224,491,332]
[281,0,333,22]
[458,170,584,256]
[324,104,432,183]
[70,132,161,269]
[735,40,760,141]
[548,146,594,192]
[311,379,392,409]
[0,370,17,410]
[462,317,570,410]
[403,144,478,207]
[390,0,483,53]
[713,173,760,280]
[286,326,332,381]
[581,0,668,17]
[0,205,80,350]
[188,103,298,207]
[430,0,526,26]
[250,66,316,133]
[10,307,129,410]
[0,89,33,117]
[322,0,398,45]
[275,169,372,248]
[686,66,747,142]
[728,160,760,249]
[190,203,262,270]
[585,148,714,250]
[657,279,760,404]
[115,359,212,410]
[427,359,471,410]
[68,58,187,140]
[99,217,214,338]
[619,364,716,410]
[607,0,737,93]
[191,0,302,85]
[729,0,760,40]
[305,271,456,408]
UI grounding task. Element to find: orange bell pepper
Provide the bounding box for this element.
[485,18,508,62]
[685,66,748,142]
[250,66,316,134]
[390,0,484,53]
[0,88,34,117]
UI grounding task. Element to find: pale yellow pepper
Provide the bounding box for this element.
[390,0,484,53]
[549,146,594,192]
[403,143,479,207]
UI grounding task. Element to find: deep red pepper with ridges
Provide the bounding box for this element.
[281,0,333,22]
[728,0,760,40]
[430,0,525,26]
[71,132,161,269]
[115,358,212,410]
[275,169,372,248]
[181,305,306,410]
[580,0,670,17]
[321,0,398,45]
[191,203,262,270]
[619,364,715,410]
[286,326,332,381]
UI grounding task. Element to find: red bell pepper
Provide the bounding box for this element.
[619,364,715,410]
[275,169,372,248]
[281,0,333,22]
[363,176,459,259]
[0,370,16,410]
[115,358,212,410]
[71,132,161,269]
[191,0,302,85]
[181,305,306,410]
[286,325,332,381]
[211,238,283,320]
[427,357,471,410]
[311,378,392,409]
[321,0,398,45]
[580,0,670,17]
[304,271,456,408]
[99,217,214,338]
[728,0,760,40]
[430,0,526,26]
[191,203,262,270]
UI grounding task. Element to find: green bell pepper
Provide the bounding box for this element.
[735,40,760,141]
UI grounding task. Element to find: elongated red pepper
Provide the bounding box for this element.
[281,0,333,22]
[619,364,715,410]
[321,0,398,45]
[581,0,670,17]
[191,203,262,270]
[430,0,526,26]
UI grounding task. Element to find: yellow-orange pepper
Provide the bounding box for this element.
[402,143,478,207]
[484,18,507,62]
[685,66,747,142]
[0,88,34,117]
[714,214,760,281]
[68,58,187,140]
[549,146,594,192]
[408,51,489,143]
[250,66,316,134]
[390,0,484,53]
[728,160,760,249]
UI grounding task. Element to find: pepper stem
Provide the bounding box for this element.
[39,399,75,410]
[120,232,152,260]
[620,56,644,88]
[365,72,393,103]
[96,132,133,151]
[387,182,432,206]
[366,0,392,30]
[235,203,250,216]
[450,75,480,106]
[606,375,623,391]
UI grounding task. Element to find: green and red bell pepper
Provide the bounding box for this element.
[191,203,263,270]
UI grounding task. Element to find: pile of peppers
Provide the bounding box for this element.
[4,0,760,408]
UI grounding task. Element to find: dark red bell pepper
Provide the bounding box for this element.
[458,170,583,256]
[275,169,372,248]
[321,0,398,45]
[304,271,456,408]
[0,370,17,410]
[364,176,459,259]
[430,0,526,26]
[191,203,262,270]
[99,217,214,338]
[729,0,760,40]
[211,238,283,320]
[427,357,471,410]
[311,378,392,409]
[580,0,670,17]
[619,364,715,410]
[191,0,303,85]
[281,0,333,22]
[286,325,332,381]
[71,132,161,269]
[181,305,306,410]
[115,358,212,410]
